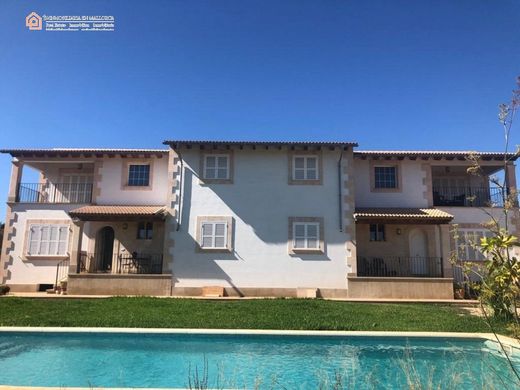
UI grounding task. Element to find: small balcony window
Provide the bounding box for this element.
[369,224,385,241]
[374,166,397,189]
[128,164,150,187]
[137,222,153,240]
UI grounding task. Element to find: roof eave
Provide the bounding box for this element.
[163,140,358,150]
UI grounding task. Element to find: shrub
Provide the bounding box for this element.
[0,285,10,295]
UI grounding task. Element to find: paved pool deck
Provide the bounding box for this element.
[2,292,480,304]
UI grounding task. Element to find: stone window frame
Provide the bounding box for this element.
[121,159,154,191]
[199,150,234,185]
[288,217,325,254]
[288,150,323,185]
[369,159,402,193]
[22,219,72,261]
[195,216,234,252]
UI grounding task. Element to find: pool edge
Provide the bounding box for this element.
[0,326,518,345]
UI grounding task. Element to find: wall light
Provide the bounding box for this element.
[396,228,402,235]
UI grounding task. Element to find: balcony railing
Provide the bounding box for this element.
[79,252,164,274]
[17,183,93,203]
[432,186,503,207]
[117,253,164,274]
[357,256,443,278]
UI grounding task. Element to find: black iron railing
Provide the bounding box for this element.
[79,252,94,273]
[432,186,503,207]
[79,252,163,274]
[17,183,93,203]
[117,253,164,274]
[357,256,443,278]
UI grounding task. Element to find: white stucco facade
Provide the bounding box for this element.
[169,147,355,294]
[354,158,428,208]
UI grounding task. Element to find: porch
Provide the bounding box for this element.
[65,205,172,295]
[431,164,514,208]
[349,208,454,299]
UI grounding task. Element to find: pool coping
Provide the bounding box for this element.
[1,327,519,390]
[0,326,520,351]
[1,326,518,345]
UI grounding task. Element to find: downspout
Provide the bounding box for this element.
[175,149,184,231]
[338,150,344,232]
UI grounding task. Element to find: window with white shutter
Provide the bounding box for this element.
[292,156,319,181]
[200,221,228,249]
[27,224,69,256]
[204,155,230,180]
[293,222,320,249]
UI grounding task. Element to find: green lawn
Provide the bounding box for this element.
[0,297,510,334]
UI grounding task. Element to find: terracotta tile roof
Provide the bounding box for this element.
[0,148,168,158]
[354,208,453,223]
[69,205,166,220]
[164,140,358,149]
[355,150,518,161]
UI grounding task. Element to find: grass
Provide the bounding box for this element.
[0,297,512,334]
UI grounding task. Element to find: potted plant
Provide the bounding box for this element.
[453,282,465,299]
[0,284,10,296]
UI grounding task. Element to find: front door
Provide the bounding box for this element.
[97,226,115,272]
[409,229,428,275]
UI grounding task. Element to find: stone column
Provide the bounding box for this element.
[0,206,13,284]
[69,220,84,274]
[438,224,453,278]
[505,162,518,206]
[7,159,23,203]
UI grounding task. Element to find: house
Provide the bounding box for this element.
[352,150,520,298]
[164,141,357,298]
[0,148,173,295]
[0,143,518,299]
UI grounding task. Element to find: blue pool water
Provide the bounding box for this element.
[0,331,519,389]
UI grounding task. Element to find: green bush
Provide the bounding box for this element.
[0,285,10,295]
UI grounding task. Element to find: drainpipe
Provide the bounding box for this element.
[175,149,184,231]
[338,150,344,232]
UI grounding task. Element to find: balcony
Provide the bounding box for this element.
[357,256,443,278]
[16,183,93,203]
[432,186,503,207]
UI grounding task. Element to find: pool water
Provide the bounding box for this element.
[0,332,518,389]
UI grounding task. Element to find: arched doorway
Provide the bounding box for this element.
[409,228,428,275]
[96,226,115,272]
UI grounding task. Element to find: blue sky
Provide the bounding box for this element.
[0,0,519,219]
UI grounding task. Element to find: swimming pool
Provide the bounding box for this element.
[0,329,518,389]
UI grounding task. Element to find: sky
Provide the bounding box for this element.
[0,0,519,219]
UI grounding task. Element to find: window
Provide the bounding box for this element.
[456,229,490,261]
[27,224,69,256]
[293,156,319,181]
[204,155,229,180]
[128,164,150,186]
[293,222,320,249]
[374,166,398,189]
[137,222,153,240]
[59,174,93,203]
[200,221,228,249]
[369,224,385,241]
